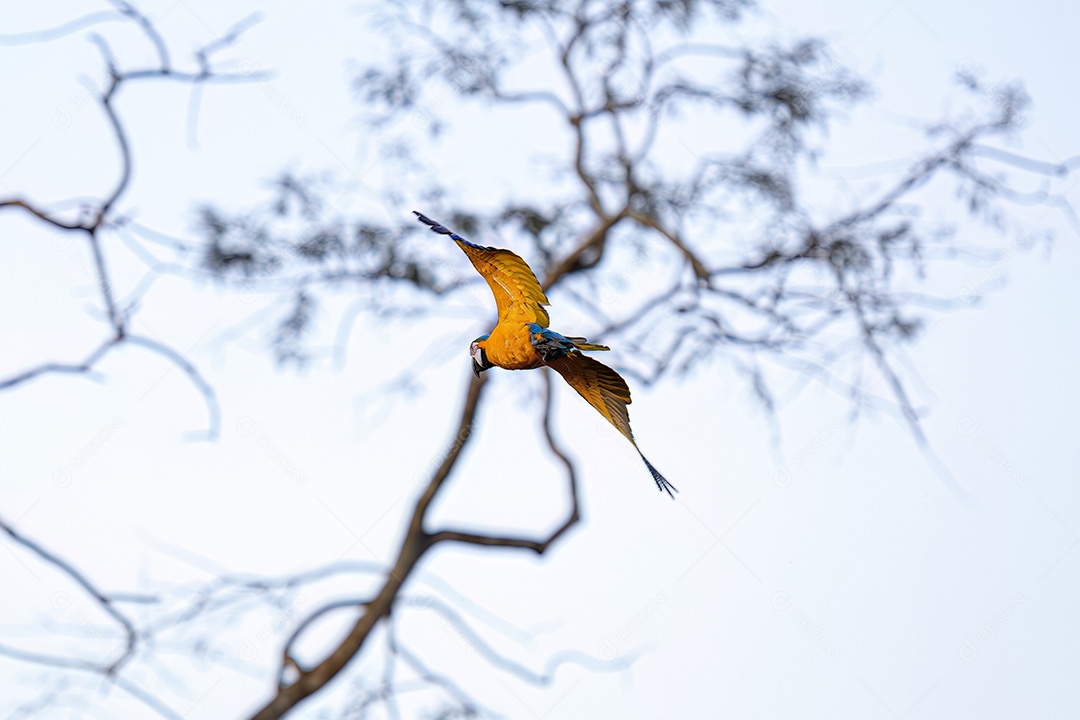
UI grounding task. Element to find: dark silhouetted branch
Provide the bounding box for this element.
[0,337,119,390]
[249,373,488,719]
[0,514,137,673]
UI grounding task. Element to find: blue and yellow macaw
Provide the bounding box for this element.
[414,211,676,498]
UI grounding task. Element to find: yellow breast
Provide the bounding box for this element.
[484,323,544,370]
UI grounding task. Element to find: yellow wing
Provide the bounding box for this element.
[547,352,677,497]
[547,352,635,444]
[414,212,550,327]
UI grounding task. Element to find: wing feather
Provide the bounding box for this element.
[416,213,676,497]
[414,212,550,327]
[548,353,678,497]
[546,353,635,445]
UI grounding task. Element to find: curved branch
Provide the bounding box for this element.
[543,212,626,290]
[0,337,119,391]
[250,373,488,719]
[403,593,632,687]
[0,514,137,673]
[0,10,124,45]
[0,333,218,445]
[280,597,371,682]
[89,233,124,334]
[489,87,569,114]
[125,334,221,441]
[93,82,133,230]
[390,640,488,717]
[0,199,87,231]
[971,144,1080,176]
[110,0,170,70]
[0,5,265,425]
[627,209,710,283]
[0,640,183,720]
[428,371,579,553]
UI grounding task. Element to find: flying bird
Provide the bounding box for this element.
[414,211,677,498]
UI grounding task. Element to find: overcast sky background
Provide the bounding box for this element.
[1,1,1078,718]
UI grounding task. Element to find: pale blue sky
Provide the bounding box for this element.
[1,1,1078,718]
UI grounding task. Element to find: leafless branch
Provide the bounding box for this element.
[0,4,261,440]
[0,513,137,673]
[0,10,124,45]
[249,372,488,718]
[252,252,592,717]
[0,337,118,390]
[125,334,221,441]
[405,594,636,685]
[428,374,580,554]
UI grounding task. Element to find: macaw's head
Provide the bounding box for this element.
[470,335,493,378]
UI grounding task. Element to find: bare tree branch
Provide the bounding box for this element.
[251,265,594,716]
[0,4,261,442]
[0,337,118,390]
[428,373,580,554]
[250,372,488,718]
[5,2,1077,717]
[0,513,137,673]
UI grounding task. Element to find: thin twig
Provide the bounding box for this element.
[0,514,137,673]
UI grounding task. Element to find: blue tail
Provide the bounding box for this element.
[640,454,677,499]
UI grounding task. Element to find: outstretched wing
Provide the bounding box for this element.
[547,352,635,443]
[547,352,677,497]
[414,211,550,327]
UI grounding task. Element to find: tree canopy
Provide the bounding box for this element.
[1,1,1077,718]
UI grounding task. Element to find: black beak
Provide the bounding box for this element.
[472,359,484,378]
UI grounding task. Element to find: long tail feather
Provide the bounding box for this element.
[413,211,486,249]
[640,453,678,499]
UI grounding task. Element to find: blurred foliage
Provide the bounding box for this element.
[2,2,1070,718]
[194,0,1036,414]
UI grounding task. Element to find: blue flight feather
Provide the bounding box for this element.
[527,324,576,361]
[413,211,495,251]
